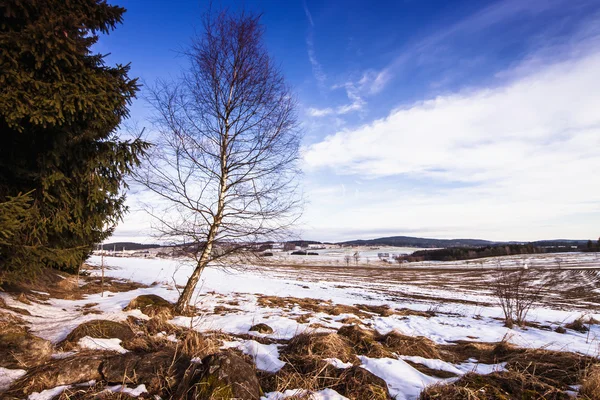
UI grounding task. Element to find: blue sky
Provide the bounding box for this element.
[101,0,600,242]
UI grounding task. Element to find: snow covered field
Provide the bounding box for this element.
[2,253,599,399]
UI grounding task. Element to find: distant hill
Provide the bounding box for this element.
[100,242,162,251]
[338,236,497,248]
[101,237,593,251]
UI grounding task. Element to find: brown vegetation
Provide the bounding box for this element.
[60,319,135,350]
[419,371,571,400]
[124,294,174,319]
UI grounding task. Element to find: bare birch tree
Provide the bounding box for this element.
[135,9,301,314]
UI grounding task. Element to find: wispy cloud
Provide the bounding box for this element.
[303,1,326,87]
[302,41,600,240]
[308,82,365,118]
[302,0,314,27]
[352,0,583,96]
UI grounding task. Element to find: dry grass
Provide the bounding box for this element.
[256,295,433,320]
[381,331,441,359]
[504,347,595,388]
[565,317,589,333]
[580,364,600,399]
[124,295,173,319]
[178,329,220,359]
[337,325,391,358]
[1,267,147,301]
[60,320,135,350]
[419,371,570,400]
[285,332,355,363]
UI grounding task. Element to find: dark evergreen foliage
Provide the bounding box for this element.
[0,0,149,279]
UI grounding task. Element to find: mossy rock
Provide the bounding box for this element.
[186,350,260,400]
[249,323,273,334]
[0,321,53,368]
[124,294,174,318]
[61,319,135,349]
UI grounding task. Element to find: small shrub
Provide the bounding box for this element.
[565,317,589,333]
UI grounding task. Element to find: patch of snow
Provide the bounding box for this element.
[77,336,128,353]
[399,356,464,375]
[359,356,442,400]
[156,332,178,342]
[236,340,286,372]
[0,367,26,391]
[106,384,148,397]
[28,385,70,400]
[399,355,506,376]
[324,358,353,369]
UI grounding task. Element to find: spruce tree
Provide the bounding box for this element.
[0,0,148,279]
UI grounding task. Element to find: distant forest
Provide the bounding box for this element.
[398,240,600,262]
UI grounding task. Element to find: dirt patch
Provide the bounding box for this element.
[1,268,147,301]
[419,371,570,399]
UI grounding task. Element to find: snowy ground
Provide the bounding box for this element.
[2,253,599,399]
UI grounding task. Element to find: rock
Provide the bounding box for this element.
[249,323,273,334]
[102,349,190,395]
[184,351,260,400]
[124,294,174,319]
[60,319,135,349]
[0,321,53,368]
[7,353,104,396]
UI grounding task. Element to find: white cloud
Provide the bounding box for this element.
[301,50,600,241]
[308,82,365,118]
[307,107,334,117]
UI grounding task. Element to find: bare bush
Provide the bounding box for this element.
[491,267,557,327]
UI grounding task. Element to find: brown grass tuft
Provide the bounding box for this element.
[285,333,354,363]
[337,325,391,358]
[580,364,600,399]
[124,295,173,319]
[178,330,220,359]
[381,331,441,359]
[419,371,570,400]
